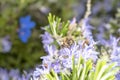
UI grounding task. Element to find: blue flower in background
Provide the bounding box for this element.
[19,15,36,30]
[18,15,36,43]
[18,29,31,43]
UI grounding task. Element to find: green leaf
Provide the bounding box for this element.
[80,63,86,80]
[47,13,70,37]
[60,21,70,36]
[94,59,106,80]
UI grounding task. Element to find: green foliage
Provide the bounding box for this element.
[47,13,70,37]
[45,56,119,80]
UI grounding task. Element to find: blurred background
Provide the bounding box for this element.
[0,0,120,71]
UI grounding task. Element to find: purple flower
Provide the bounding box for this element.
[0,68,31,80]
[116,73,120,80]
[92,2,102,15]
[21,71,32,80]
[80,44,98,62]
[51,61,61,73]
[103,0,113,12]
[9,69,20,80]
[92,0,113,15]
[62,58,72,68]
[32,17,100,79]
[73,2,85,20]
[41,32,55,52]
[40,6,50,14]
[109,36,120,66]
[33,65,50,80]
[41,32,54,45]
[95,26,108,46]
[1,36,12,53]
[0,68,9,80]
[33,40,98,78]
[59,48,71,57]
[82,18,95,44]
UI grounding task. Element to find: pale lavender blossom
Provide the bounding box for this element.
[1,36,12,53]
[41,32,56,53]
[82,18,95,44]
[0,68,31,80]
[33,16,99,79]
[116,72,120,80]
[33,46,59,79]
[51,61,62,73]
[92,0,113,15]
[33,41,98,78]
[9,69,21,80]
[73,2,85,20]
[21,71,32,80]
[0,68,9,80]
[40,6,50,14]
[59,48,73,68]
[92,2,102,15]
[33,65,50,79]
[62,59,72,69]
[41,32,54,45]
[95,25,108,45]
[109,36,120,66]
[103,0,113,12]
[41,45,58,64]
[95,34,120,78]
[80,44,98,62]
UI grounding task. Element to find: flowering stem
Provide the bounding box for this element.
[84,0,92,19]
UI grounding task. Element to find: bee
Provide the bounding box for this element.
[63,55,69,59]
[82,39,90,48]
[60,36,74,48]
[43,63,48,68]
